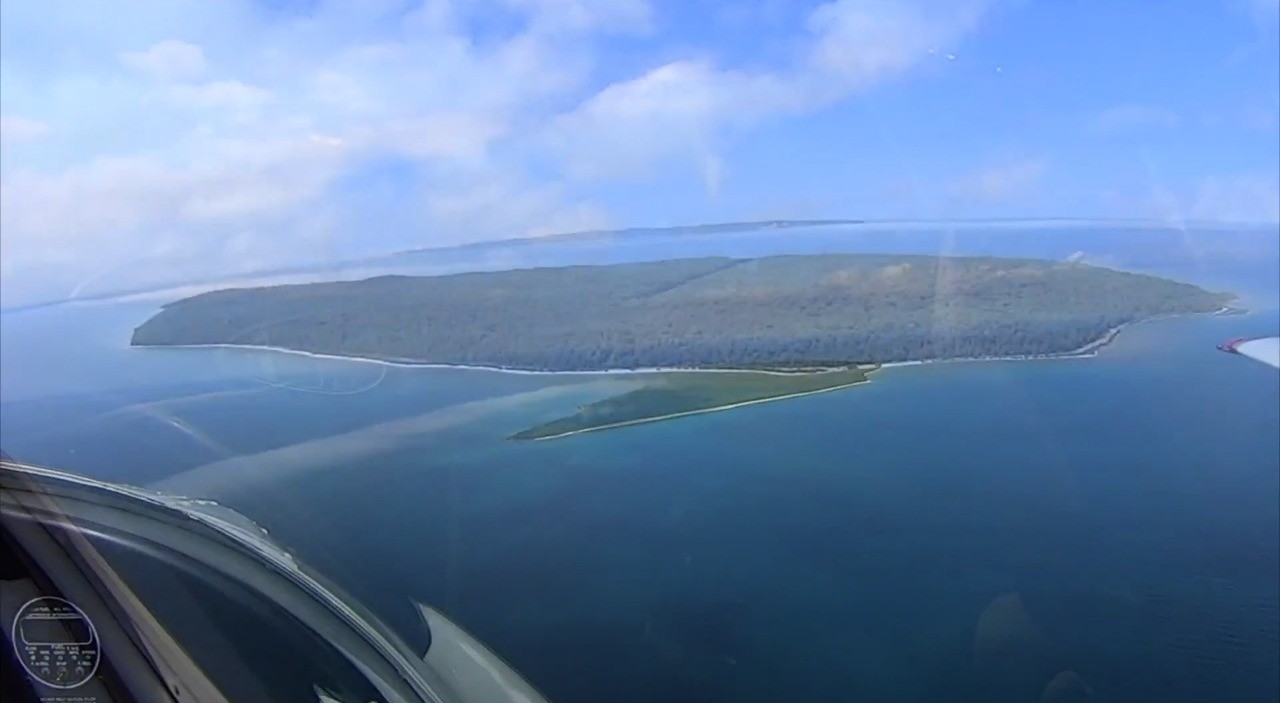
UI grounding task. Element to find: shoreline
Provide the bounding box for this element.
[524,377,872,441]
[138,320,1130,378]
[520,318,1149,440]
[140,301,1241,379]
[134,311,1215,441]
[138,343,846,376]
[875,322,1126,369]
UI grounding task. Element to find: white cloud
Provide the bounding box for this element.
[1188,173,1280,223]
[948,158,1047,203]
[1088,104,1180,136]
[547,0,991,185]
[119,39,208,81]
[805,0,987,95]
[0,115,51,143]
[1112,173,1280,225]
[0,135,350,272]
[0,0,636,305]
[359,114,507,161]
[548,60,798,181]
[168,80,273,117]
[499,0,652,33]
[0,0,996,307]
[421,163,612,241]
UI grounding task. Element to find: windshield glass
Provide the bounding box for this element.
[2,2,1278,702]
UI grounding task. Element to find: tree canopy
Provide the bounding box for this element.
[132,254,1233,370]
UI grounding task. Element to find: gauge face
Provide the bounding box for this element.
[12,596,100,690]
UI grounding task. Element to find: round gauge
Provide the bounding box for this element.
[11,596,100,690]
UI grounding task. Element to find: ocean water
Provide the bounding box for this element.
[2,298,1278,702]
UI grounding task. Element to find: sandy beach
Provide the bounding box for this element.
[125,306,1225,442]
[145,320,1134,378]
[145,343,862,376]
[526,377,872,441]
[876,323,1126,369]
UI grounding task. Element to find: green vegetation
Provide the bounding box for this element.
[132,253,1234,369]
[130,253,1236,438]
[512,367,871,440]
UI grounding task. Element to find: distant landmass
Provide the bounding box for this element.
[132,254,1232,370]
[130,253,1234,438]
[394,219,867,253]
[12,218,1274,314]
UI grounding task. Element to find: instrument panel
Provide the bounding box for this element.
[12,596,100,691]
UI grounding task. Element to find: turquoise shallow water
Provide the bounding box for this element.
[2,297,1277,702]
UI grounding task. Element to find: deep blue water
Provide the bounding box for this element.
[2,299,1278,702]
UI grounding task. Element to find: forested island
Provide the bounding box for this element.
[131,254,1233,437]
[510,367,873,440]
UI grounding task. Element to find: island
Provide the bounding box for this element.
[131,254,1234,438]
[511,366,873,440]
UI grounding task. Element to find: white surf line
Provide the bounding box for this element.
[527,377,870,441]
[876,350,1102,369]
[149,340,1099,374]
[149,306,1225,377]
[139,343,852,377]
[875,322,1131,369]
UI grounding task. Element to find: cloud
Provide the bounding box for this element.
[948,158,1047,203]
[0,115,51,143]
[1113,172,1280,225]
[422,171,613,240]
[0,134,350,283]
[547,0,992,184]
[0,0,632,305]
[119,39,208,81]
[0,0,995,308]
[168,80,273,116]
[1188,173,1280,223]
[547,59,798,181]
[498,0,653,33]
[804,0,987,95]
[1088,104,1180,136]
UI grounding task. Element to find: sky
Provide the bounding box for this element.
[1,0,1278,306]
